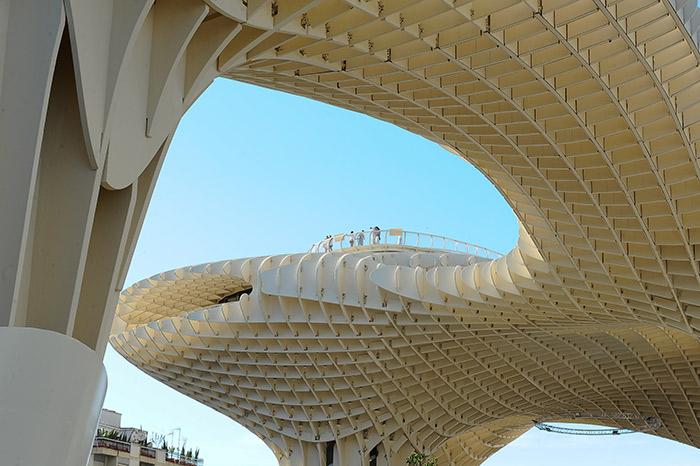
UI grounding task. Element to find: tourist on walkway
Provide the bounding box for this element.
[349,231,355,247]
[356,230,365,246]
[372,226,381,244]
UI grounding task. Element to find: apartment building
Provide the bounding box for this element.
[90,409,201,466]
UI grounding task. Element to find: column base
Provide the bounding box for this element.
[0,327,107,466]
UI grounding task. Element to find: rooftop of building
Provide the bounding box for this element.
[93,409,203,466]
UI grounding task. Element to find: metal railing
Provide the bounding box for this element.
[166,451,204,466]
[534,423,635,436]
[93,437,132,453]
[93,437,202,464]
[309,228,502,259]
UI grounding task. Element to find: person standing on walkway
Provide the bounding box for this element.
[349,231,355,247]
[357,230,365,246]
[372,226,381,244]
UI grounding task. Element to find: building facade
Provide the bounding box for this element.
[90,409,202,466]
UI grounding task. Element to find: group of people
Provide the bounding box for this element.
[320,226,382,252]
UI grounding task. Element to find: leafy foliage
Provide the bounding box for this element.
[96,428,128,442]
[97,426,202,462]
[407,451,438,466]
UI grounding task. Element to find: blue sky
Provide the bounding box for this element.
[103,79,700,466]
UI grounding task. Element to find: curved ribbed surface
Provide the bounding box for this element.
[110,1,700,464]
[111,227,700,465]
[207,0,700,341]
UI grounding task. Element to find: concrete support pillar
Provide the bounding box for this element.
[0,0,65,327]
[336,436,365,466]
[374,441,390,466]
[287,440,323,466]
[0,327,107,466]
[129,443,141,466]
[0,0,243,463]
[387,441,414,466]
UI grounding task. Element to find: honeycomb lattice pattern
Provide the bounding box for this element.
[111,1,700,464]
[112,228,700,465]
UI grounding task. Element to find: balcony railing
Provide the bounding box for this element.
[93,437,131,453]
[309,228,502,259]
[93,437,203,464]
[166,452,204,466]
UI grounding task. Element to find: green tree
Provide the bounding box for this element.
[407,451,437,466]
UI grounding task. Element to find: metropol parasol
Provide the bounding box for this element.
[1,1,700,465]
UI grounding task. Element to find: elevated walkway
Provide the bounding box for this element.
[309,228,502,260]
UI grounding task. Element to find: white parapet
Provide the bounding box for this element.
[0,327,107,466]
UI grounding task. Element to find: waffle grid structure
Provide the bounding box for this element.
[112,228,700,466]
[105,1,700,465]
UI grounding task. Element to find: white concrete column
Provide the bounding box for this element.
[374,442,390,466]
[0,327,107,466]
[337,437,365,466]
[287,440,323,466]
[387,440,414,466]
[129,443,141,466]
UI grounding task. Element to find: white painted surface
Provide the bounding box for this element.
[0,327,107,466]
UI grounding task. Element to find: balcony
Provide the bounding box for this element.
[93,437,203,466]
[93,437,131,453]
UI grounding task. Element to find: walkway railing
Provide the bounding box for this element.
[309,229,502,259]
[534,423,635,436]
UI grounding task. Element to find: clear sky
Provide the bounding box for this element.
[103,78,700,466]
